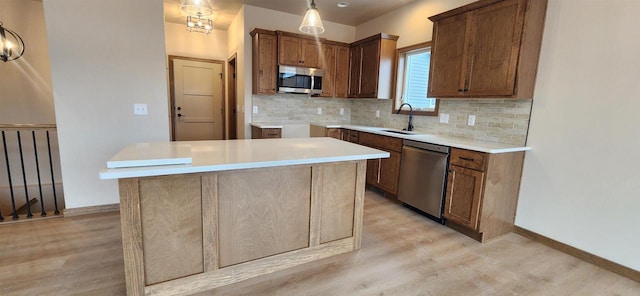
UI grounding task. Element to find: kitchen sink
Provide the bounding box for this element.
[381,129,415,135]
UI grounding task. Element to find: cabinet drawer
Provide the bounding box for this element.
[262,128,281,138]
[450,148,486,171]
[358,132,402,152]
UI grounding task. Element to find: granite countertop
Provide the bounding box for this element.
[310,123,530,154]
[99,138,389,180]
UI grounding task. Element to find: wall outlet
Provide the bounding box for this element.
[468,115,476,126]
[134,104,147,115]
[317,108,322,115]
[376,110,380,118]
[252,106,258,114]
[340,108,344,116]
[439,113,449,124]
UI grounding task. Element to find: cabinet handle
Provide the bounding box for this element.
[459,157,474,162]
[377,159,381,183]
[267,133,278,136]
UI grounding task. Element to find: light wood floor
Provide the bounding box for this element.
[1,190,638,295]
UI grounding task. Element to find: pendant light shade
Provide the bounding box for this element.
[299,0,325,34]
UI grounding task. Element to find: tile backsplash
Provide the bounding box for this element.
[351,99,532,145]
[253,94,532,145]
[252,94,352,123]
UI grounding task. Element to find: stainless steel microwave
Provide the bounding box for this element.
[277,66,322,95]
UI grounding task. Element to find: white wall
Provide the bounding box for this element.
[227,6,246,138]
[240,5,356,138]
[517,0,640,271]
[355,0,474,48]
[165,22,228,61]
[0,0,55,124]
[43,0,170,209]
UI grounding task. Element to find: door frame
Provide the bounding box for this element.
[168,55,226,140]
[226,53,237,140]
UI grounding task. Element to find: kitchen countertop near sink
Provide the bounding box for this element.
[311,123,530,154]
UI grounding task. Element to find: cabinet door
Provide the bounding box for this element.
[279,35,301,66]
[444,165,484,230]
[342,129,350,141]
[377,150,401,195]
[326,128,342,139]
[358,40,380,98]
[348,46,361,98]
[366,158,379,186]
[465,0,525,96]
[334,46,350,98]
[256,34,277,94]
[321,44,336,97]
[428,12,470,97]
[301,39,321,68]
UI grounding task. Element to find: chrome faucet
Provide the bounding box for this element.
[396,103,414,131]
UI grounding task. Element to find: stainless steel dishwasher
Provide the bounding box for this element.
[397,140,450,223]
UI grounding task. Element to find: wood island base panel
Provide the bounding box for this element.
[118,161,367,296]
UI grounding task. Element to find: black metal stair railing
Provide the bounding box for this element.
[0,124,63,222]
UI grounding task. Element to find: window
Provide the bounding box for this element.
[394,42,438,116]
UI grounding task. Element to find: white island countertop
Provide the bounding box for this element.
[99,137,389,180]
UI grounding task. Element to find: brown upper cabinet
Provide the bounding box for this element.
[348,33,399,99]
[277,31,321,69]
[320,41,350,98]
[334,45,350,98]
[250,29,277,95]
[428,0,548,98]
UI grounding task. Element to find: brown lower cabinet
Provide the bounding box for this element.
[444,148,525,242]
[347,130,402,196]
[310,125,342,139]
[368,150,401,195]
[251,126,281,139]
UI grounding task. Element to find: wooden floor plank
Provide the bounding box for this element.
[0,190,638,296]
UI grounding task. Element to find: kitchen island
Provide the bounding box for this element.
[99,138,388,296]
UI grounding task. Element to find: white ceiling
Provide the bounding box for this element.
[164,0,420,30]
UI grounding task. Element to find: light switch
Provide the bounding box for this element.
[439,113,449,124]
[134,104,147,115]
[340,108,344,116]
[317,108,322,115]
[376,110,380,118]
[252,106,258,114]
[468,115,476,126]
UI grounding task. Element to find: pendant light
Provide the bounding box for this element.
[0,21,25,62]
[299,0,325,34]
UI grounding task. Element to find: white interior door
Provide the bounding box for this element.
[173,58,224,141]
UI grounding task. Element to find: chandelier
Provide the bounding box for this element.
[0,21,25,62]
[181,0,214,34]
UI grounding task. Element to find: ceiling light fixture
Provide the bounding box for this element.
[299,0,325,35]
[337,2,350,8]
[181,0,214,34]
[0,21,25,62]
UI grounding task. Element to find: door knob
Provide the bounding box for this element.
[177,106,182,111]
